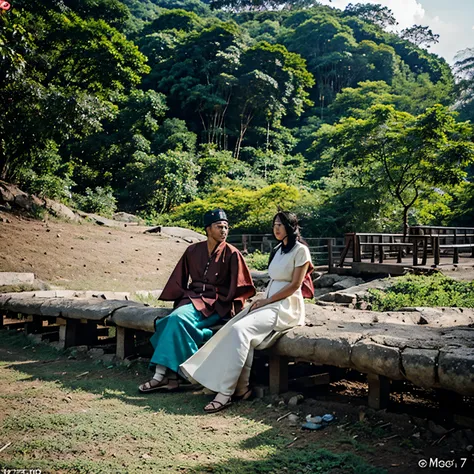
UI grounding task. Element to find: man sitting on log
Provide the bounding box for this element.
[139,209,256,393]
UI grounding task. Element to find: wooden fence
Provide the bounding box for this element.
[227,234,345,266]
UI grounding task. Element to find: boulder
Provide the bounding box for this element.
[0,272,35,286]
[44,198,79,221]
[332,277,364,291]
[314,274,344,288]
[0,181,15,202]
[113,212,142,224]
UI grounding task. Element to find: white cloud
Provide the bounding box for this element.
[318,0,426,29]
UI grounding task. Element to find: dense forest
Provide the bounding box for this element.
[1,0,474,235]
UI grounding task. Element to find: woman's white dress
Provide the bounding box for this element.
[180,241,312,396]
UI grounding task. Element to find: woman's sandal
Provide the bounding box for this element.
[204,397,232,414]
[139,377,185,393]
[232,388,252,402]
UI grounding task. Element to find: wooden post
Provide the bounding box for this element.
[367,374,390,409]
[354,234,361,263]
[269,355,288,395]
[59,319,79,349]
[339,233,353,267]
[434,237,440,266]
[0,311,4,330]
[453,247,459,264]
[327,238,334,273]
[78,320,98,346]
[412,240,418,266]
[421,238,428,266]
[25,315,43,335]
[378,235,383,263]
[116,327,135,360]
[370,236,375,263]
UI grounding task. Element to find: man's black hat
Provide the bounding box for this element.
[204,209,228,228]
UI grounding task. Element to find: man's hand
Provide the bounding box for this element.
[250,298,270,311]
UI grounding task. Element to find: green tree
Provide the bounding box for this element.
[233,41,314,157]
[400,25,440,48]
[313,104,474,235]
[454,47,474,122]
[343,3,397,30]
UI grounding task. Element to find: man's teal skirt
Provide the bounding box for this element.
[149,303,221,373]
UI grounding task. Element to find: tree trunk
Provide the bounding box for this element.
[402,206,409,242]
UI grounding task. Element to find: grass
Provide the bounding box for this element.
[0,331,386,474]
[364,273,474,311]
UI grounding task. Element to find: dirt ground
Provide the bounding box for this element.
[0,210,190,291]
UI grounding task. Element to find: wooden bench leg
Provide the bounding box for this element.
[59,319,79,349]
[367,374,390,409]
[78,320,99,346]
[453,248,459,264]
[269,355,288,395]
[25,315,43,335]
[116,327,135,360]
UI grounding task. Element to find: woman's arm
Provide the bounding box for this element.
[250,262,310,311]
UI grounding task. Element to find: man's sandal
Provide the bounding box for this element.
[204,398,232,414]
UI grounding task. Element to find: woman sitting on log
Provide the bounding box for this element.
[180,211,314,413]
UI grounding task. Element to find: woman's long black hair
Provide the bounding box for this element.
[268,211,309,265]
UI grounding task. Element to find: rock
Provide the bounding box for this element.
[88,348,105,359]
[288,414,299,426]
[306,415,322,424]
[0,181,15,202]
[318,292,336,302]
[113,212,142,224]
[313,288,333,299]
[120,359,132,368]
[44,198,79,221]
[0,272,35,286]
[333,277,364,291]
[314,274,344,288]
[428,420,448,436]
[101,354,115,364]
[288,394,304,407]
[14,193,34,210]
[334,293,356,304]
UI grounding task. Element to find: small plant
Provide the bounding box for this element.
[72,186,117,217]
[365,274,474,311]
[245,250,270,271]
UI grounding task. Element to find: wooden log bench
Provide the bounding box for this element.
[1,294,473,410]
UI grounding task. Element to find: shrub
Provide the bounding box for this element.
[365,274,474,311]
[245,250,270,271]
[172,183,300,233]
[73,186,117,217]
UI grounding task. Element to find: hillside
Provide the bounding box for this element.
[0,210,189,292]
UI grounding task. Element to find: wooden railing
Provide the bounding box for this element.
[227,234,345,266]
[339,227,474,267]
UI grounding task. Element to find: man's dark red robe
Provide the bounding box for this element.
[160,241,256,319]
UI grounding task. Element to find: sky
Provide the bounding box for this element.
[318,0,474,64]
